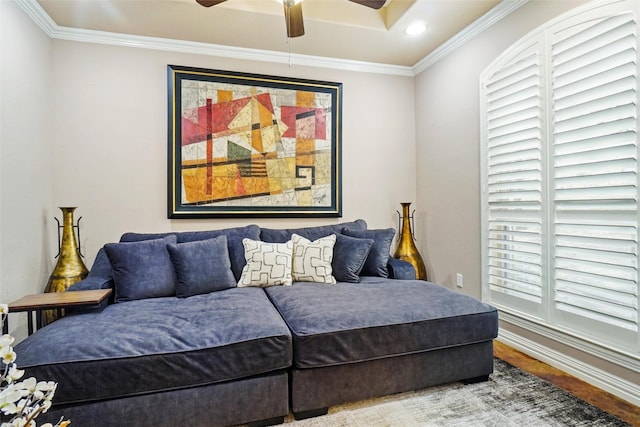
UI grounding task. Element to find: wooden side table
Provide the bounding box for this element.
[5,289,112,335]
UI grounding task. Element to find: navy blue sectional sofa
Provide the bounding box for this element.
[15,220,498,426]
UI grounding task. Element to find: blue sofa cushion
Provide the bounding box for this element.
[104,236,177,302]
[260,219,367,243]
[120,225,260,281]
[342,228,395,278]
[15,288,292,406]
[167,236,237,298]
[265,278,498,369]
[331,234,373,283]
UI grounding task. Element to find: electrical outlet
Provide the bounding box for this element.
[456,273,463,288]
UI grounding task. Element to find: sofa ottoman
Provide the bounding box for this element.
[265,277,499,417]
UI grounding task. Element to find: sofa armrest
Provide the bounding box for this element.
[67,248,114,292]
[65,275,114,314]
[67,275,114,291]
[387,258,416,280]
[66,275,114,314]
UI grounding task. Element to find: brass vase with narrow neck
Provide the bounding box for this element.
[393,202,428,280]
[43,207,89,325]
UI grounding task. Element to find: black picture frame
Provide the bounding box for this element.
[167,65,342,218]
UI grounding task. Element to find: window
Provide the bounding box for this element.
[480,0,639,365]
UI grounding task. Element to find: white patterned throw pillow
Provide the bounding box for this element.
[238,239,293,287]
[292,233,337,284]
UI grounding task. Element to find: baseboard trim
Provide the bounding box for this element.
[498,328,640,407]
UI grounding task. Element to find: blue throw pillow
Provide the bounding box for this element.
[167,236,236,298]
[342,228,395,278]
[118,232,175,242]
[120,224,260,282]
[332,234,374,283]
[104,236,177,303]
[177,225,260,282]
[260,219,368,243]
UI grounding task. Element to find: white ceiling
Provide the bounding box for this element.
[35,0,503,67]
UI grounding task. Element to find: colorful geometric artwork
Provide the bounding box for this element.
[168,66,342,218]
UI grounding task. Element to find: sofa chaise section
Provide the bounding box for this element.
[15,288,292,427]
[265,277,499,418]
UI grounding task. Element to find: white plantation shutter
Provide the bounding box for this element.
[481,0,640,359]
[550,12,638,346]
[484,46,544,314]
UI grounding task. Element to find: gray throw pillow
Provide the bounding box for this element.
[167,236,236,298]
[332,234,374,283]
[342,228,395,278]
[104,235,177,303]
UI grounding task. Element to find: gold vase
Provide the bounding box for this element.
[393,202,428,281]
[43,207,89,325]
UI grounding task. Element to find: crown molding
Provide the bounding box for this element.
[15,0,57,36]
[15,0,413,77]
[17,0,526,77]
[412,0,529,75]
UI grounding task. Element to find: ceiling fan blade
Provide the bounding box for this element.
[284,2,305,38]
[348,0,386,9]
[195,0,227,7]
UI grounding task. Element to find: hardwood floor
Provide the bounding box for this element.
[494,340,640,426]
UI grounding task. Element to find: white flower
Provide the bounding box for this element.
[36,380,52,394]
[42,381,56,393]
[0,305,66,427]
[14,398,27,413]
[0,384,22,401]
[19,378,36,394]
[0,347,16,365]
[17,378,51,402]
[0,386,23,413]
[0,334,15,349]
[0,402,18,416]
[7,365,24,382]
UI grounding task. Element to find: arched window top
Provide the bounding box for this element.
[480,0,639,368]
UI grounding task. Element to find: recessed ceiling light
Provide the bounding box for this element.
[405,22,426,36]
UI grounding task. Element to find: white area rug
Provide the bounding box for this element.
[280,359,629,427]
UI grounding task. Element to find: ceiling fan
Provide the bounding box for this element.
[195,0,386,38]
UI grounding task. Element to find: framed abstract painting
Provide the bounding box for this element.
[167,65,342,218]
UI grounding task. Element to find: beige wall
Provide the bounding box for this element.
[48,42,416,270]
[414,0,638,386]
[0,0,55,338]
[414,0,589,295]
